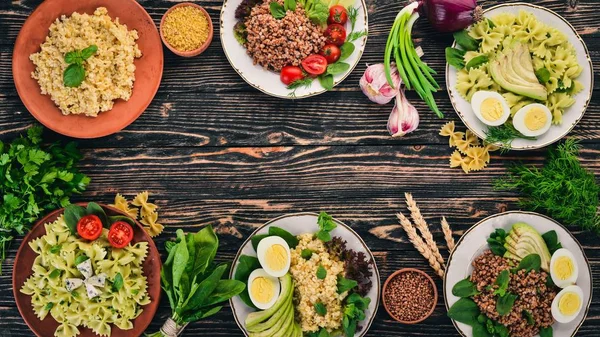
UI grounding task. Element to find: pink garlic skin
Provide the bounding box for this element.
[360,64,401,105]
[387,89,419,137]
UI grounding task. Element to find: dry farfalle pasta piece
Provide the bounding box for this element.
[467,146,491,164]
[439,121,455,137]
[449,150,472,174]
[465,130,480,147]
[111,194,138,218]
[440,123,499,174]
[141,212,164,238]
[132,191,158,218]
[449,131,465,148]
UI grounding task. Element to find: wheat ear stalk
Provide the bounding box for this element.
[404,193,446,268]
[441,216,455,252]
[396,212,445,278]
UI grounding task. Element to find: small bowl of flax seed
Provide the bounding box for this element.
[382,268,438,324]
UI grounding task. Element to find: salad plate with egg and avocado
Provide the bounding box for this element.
[445,3,593,150]
[229,212,380,337]
[444,211,592,337]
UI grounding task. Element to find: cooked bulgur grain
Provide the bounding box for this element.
[244,0,326,71]
[30,7,141,116]
[290,233,346,333]
[162,6,209,51]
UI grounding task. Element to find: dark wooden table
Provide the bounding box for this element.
[0,0,598,336]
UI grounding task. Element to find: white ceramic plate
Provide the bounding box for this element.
[220,1,368,99]
[446,3,593,150]
[229,212,380,336]
[444,211,592,337]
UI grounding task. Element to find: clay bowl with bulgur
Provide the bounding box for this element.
[12,0,163,138]
[229,212,381,337]
[220,0,368,99]
[382,268,437,324]
[444,211,592,337]
[160,3,214,57]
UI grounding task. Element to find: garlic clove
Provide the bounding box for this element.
[387,89,419,137]
[360,63,401,105]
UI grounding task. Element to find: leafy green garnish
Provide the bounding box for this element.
[327,62,350,75]
[535,68,551,83]
[447,297,480,325]
[233,22,248,45]
[283,0,296,11]
[342,293,370,337]
[493,270,510,297]
[495,140,600,233]
[466,55,489,70]
[49,269,62,279]
[0,125,89,273]
[318,74,334,90]
[453,30,479,51]
[287,77,314,98]
[346,30,368,42]
[540,326,553,337]
[484,123,536,151]
[316,264,327,279]
[496,293,517,316]
[487,228,508,256]
[63,45,97,87]
[49,244,62,254]
[339,42,355,61]
[314,302,327,315]
[542,230,563,254]
[513,254,541,273]
[446,47,466,69]
[336,275,358,294]
[298,0,328,25]
[316,211,337,242]
[233,254,260,309]
[74,255,89,265]
[44,302,54,311]
[452,277,480,297]
[112,272,124,292]
[301,249,314,260]
[523,310,535,325]
[269,2,286,19]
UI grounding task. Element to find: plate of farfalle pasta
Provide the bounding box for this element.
[446,3,593,150]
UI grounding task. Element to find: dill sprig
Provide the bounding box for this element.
[287,77,313,98]
[484,124,536,152]
[494,139,600,233]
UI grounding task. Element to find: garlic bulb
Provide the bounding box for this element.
[360,63,401,104]
[387,89,419,137]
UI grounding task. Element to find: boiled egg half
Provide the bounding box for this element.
[550,248,578,288]
[470,91,511,126]
[551,285,584,323]
[248,269,280,310]
[256,236,291,277]
[512,103,552,137]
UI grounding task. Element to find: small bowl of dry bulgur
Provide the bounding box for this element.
[160,3,213,57]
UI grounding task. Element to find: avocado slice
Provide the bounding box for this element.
[247,293,293,333]
[246,274,293,328]
[249,299,294,337]
[502,222,551,272]
[488,43,548,101]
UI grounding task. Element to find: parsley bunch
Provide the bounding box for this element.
[0,126,90,271]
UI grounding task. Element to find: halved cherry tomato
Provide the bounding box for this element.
[328,5,348,25]
[280,66,304,85]
[324,24,347,46]
[108,221,134,248]
[319,44,341,64]
[77,215,103,241]
[301,54,328,75]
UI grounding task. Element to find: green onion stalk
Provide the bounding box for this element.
[384,2,442,118]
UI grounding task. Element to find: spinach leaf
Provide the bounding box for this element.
[447,298,480,325]
[284,0,296,11]
[190,225,218,276]
[64,204,86,235]
[318,74,334,91]
[112,273,124,292]
[493,270,510,297]
[201,279,247,307]
[233,255,260,308]
[49,244,62,254]
[494,323,510,337]
[535,68,551,84]
[487,228,508,256]
[316,211,337,242]
[44,302,54,311]
[268,226,299,248]
[182,305,224,323]
[339,42,355,61]
[74,255,88,265]
[301,249,313,260]
[452,277,480,298]
[466,55,489,70]
[316,265,327,279]
[496,293,517,316]
[539,326,553,337]
[107,215,135,226]
[453,30,479,51]
[337,275,358,294]
[514,254,541,273]
[446,47,466,69]
[251,234,270,251]
[182,263,228,311]
[523,310,535,325]
[49,269,61,279]
[542,230,562,254]
[472,322,492,337]
[315,302,327,316]
[269,2,286,19]
[327,62,350,75]
[86,202,109,227]
[172,230,190,287]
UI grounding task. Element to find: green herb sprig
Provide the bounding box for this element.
[63,45,98,87]
[316,211,337,242]
[0,125,90,273]
[495,139,600,233]
[484,123,536,152]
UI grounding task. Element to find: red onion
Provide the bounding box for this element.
[417,0,482,33]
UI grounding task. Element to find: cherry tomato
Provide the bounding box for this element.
[301,54,328,75]
[328,5,348,25]
[108,221,134,248]
[319,44,341,64]
[280,66,305,85]
[324,24,347,46]
[77,215,103,241]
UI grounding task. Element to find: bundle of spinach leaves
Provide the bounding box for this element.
[147,226,245,336]
[0,125,89,272]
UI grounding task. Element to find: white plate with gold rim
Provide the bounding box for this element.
[229,212,380,336]
[220,0,368,99]
[444,211,592,337]
[446,3,593,150]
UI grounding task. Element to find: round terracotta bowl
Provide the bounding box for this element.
[12,203,162,337]
[382,268,438,324]
[160,3,214,57]
[12,0,164,139]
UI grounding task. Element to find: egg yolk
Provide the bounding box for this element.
[524,107,547,131]
[558,292,581,316]
[480,98,504,121]
[265,244,288,271]
[553,256,575,280]
[250,277,275,304]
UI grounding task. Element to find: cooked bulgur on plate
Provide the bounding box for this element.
[290,233,346,333]
[30,7,141,117]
